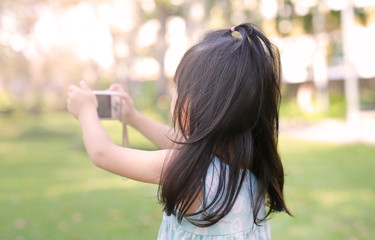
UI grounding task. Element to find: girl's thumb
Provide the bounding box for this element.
[118,92,128,101]
[80,81,91,92]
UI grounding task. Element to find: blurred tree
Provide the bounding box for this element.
[0,0,372,118]
[155,1,169,97]
[342,0,360,122]
[312,1,329,113]
[0,0,41,113]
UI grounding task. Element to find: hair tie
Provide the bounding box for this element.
[231,26,236,32]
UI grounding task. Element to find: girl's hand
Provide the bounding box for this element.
[67,81,98,119]
[107,84,136,124]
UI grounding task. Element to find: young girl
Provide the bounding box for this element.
[67,23,291,239]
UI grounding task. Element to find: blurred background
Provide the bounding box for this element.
[1,0,374,239]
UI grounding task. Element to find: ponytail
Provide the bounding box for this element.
[233,23,291,221]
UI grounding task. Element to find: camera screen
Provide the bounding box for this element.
[96,94,112,118]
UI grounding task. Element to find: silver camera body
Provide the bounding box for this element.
[93,91,122,120]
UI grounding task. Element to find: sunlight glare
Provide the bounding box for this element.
[261,0,278,20]
[190,2,205,22]
[137,19,160,47]
[327,0,348,10]
[61,3,114,68]
[278,35,316,83]
[141,0,156,13]
[351,24,375,78]
[34,6,58,50]
[165,17,187,78]
[10,34,26,52]
[131,57,160,81]
[111,0,137,32]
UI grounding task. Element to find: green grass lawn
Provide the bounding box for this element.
[1,112,374,239]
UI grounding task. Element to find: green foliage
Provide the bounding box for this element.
[0,91,13,114]
[327,93,347,118]
[1,112,374,239]
[130,81,172,123]
[361,88,375,110]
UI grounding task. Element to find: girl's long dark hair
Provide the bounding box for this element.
[160,23,291,227]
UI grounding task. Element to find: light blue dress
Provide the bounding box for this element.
[158,157,271,240]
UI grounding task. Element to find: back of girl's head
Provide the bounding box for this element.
[173,23,280,141]
[161,23,291,227]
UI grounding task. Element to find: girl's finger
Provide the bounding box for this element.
[68,85,79,96]
[68,84,78,91]
[118,92,130,101]
[109,84,123,92]
[80,81,91,92]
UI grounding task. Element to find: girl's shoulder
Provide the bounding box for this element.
[206,156,258,195]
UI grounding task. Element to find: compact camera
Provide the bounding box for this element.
[93,91,122,120]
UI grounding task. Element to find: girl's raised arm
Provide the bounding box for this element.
[67,81,171,184]
[108,84,182,150]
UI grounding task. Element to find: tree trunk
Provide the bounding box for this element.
[155,3,168,98]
